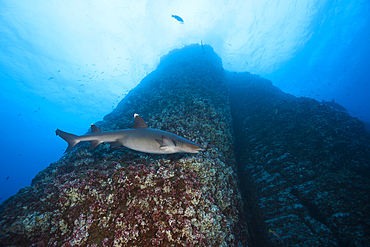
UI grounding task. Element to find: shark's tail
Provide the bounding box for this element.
[56,129,80,152]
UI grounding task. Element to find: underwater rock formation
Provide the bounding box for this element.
[0,45,249,246]
[229,72,370,246]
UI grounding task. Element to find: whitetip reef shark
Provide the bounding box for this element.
[56,114,204,154]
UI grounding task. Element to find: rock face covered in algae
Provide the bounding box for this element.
[229,72,370,246]
[0,45,249,246]
[2,46,369,247]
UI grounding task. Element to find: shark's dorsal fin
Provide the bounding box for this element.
[91,124,102,133]
[132,113,148,128]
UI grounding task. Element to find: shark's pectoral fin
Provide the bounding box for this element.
[155,138,162,146]
[159,136,176,151]
[162,136,176,146]
[109,141,122,149]
[89,140,102,150]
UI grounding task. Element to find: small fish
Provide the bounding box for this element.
[17,114,21,117]
[171,14,184,24]
[6,176,9,180]
[48,77,54,80]
[269,229,284,244]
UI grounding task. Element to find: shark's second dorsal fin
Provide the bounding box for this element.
[132,113,148,128]
[91,124,102,133]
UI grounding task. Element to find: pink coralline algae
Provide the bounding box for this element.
[61,214,93,246]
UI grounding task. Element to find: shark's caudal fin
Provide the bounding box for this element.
[55,129,80,152]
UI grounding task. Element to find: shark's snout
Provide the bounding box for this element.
[185,143,205,153]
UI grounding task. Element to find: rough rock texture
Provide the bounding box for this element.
[0,45,249,246]
[229,72,370,246]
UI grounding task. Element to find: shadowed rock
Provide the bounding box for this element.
[229,71,370,246]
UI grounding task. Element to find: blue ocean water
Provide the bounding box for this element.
[0,0,369,206]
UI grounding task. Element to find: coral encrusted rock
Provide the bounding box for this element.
[0,45,249,246]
